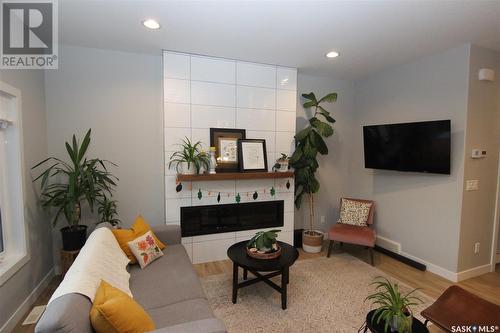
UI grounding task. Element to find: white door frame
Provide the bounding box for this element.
[490,149,500,271]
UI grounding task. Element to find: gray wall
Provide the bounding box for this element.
[294,74,355,232]
[45,46,164,228]
[45,45,163,270]
[0,70,53,329]
[348,45,470,272]
[497,58,500,256]
[458,45,500,271]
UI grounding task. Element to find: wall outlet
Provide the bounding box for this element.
[474,242,480,254]
[320,216,326,224]
[465,180,479,191]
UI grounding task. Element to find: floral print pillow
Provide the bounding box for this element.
[127,231,164,269]
[339,198,372,227]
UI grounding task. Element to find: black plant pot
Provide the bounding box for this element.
[60,225,88,251]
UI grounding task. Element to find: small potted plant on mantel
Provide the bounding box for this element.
[290,91,337,253]
[365,276,423,333]
[273,153,290,172]
[169,137,210,175]
[32,129,118,251]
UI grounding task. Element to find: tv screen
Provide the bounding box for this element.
[363,120,451,174]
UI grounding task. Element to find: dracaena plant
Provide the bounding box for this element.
[365,276,423,333]
[168,137,210,173]
[289,92,337,233]
[32,129,118,229]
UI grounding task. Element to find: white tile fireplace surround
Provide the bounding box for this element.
[163,51,297,264]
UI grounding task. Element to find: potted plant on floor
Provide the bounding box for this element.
[169,137,210,175]
[290,92,337,253]
[365,276,423,333]
[32,129,118,251]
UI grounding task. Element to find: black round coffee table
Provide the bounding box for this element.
[364,309,429,333]
[227,240,299,310]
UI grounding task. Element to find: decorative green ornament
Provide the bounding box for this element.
[286,180,291,189]
[176,183,183,192]
[235,193,241,203]
[270,187,276,196]
[197,189,202,200]
[253,191,258,200]
[217,192,221,203]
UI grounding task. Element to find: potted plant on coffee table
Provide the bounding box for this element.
[32,129,118,251]
[169,137,210,175]
[290,91,337,253]
[365,276,423,333]
[246,229,281,259]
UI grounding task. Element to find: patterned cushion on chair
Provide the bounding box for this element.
[339,198,372,227]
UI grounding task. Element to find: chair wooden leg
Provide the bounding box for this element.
[327,240,334,258]
[368,247,374,266]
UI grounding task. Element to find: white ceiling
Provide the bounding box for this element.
[59,0,500,80]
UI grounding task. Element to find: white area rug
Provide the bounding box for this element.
[201,254,434,333]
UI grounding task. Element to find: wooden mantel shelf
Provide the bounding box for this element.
[177,171,294,182]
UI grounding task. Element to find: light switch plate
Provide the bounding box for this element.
[465,180,479,191]
[471,149,487,159]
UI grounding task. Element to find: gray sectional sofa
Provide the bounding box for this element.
[35,225,226,333]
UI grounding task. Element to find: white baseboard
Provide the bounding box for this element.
[376,236,401,253]
[374,235,458,282]
[456,264,491,282]
[0,267,54,333]
[399,250,458,282]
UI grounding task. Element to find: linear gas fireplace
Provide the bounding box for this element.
[180,201,284,237]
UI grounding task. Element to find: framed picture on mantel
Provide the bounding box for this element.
[238,139,268,172]
[210,128,246,172]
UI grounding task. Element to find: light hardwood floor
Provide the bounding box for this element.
[12,243,500,333]
[195,243,500,304]
[193,243,500,333]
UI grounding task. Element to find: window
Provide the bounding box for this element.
[0,81,29,285]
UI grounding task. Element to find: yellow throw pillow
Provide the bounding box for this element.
[112,216,166,264]
[90,280,155,333]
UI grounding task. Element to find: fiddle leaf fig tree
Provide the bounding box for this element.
[290,92,337,233]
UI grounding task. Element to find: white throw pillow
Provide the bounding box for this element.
[127,231,164,269]
[339,198,372,227]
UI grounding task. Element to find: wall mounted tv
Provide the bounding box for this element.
[363,120,451,175]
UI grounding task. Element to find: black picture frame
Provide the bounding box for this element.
[210,128,246,173]
[238,139,268,172]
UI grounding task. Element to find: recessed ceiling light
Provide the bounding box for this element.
[143,19,161,30]
[326,51,339,58]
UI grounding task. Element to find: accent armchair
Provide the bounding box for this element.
[421,285,500,331]
[327,198,376,265]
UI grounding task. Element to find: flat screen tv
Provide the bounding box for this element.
[363,120,451,174]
